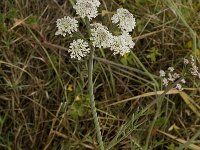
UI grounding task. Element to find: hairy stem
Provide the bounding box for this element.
[88,46,104,150]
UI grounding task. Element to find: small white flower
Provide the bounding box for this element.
[168,67,174,72]
[159,70,166,77]
[181,79,186,84]
[111,8,136,33]
[168,73,175,82]
[68,39,90,60]
[123,33,135,48]
[184,58,189,65]
[73,0,100,20]
[110,33,135,56]
[176,84,183,91]
[162,78,168,87]
[90,23,114,48]
[191,62,199,76]
[190,55,195,62]
[55,16,78,37]
[172,73,180,79]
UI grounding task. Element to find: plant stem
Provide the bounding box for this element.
[88,46,104,150]
[131,51,159,89]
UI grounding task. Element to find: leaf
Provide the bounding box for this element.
[146,48,161,62]
[127,54,134,65]
[167,143,176,150]
[120,57,128,66]
[179,92,200,117]
[154,117,166,128]
[68,95,90,119]
[120,53,136,65]
[25,15,38,25]
[77,107,85,117]
[185,40,192,49]
[7,9,18,20]
[67,84,73,91]
[194,49,200,58]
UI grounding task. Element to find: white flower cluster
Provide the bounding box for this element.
[55,16,78,37]
[159,55,200,91]
[110,33,135,56]
[159,67,186,91]
[90,8,136,56]
[184,55,200,79]
[90,23,114,48]
[90,23,135,56]
[68,39,90,60]
[109,8,136,55]
[73,0,101,20]
[55,1,137,59]
[111,8,136,33]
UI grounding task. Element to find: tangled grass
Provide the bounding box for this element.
[0,0,200,149]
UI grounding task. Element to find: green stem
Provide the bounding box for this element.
[131,51,159,89]
[85,17,104,150]
[165,0,197,56]
[88,46,104,150]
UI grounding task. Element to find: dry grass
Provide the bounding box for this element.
[0,0,200,149]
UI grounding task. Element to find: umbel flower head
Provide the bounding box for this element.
[73,0,101,20]
[90,23,114,48]
[111,8,136,33]
[68,39,90,60]
[159,67,186,91]
[184,55,200,78]
[110,33,135,56]
[55,1,137,59]
[55,16,78,37]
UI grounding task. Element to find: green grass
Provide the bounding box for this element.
[0,0,200,149]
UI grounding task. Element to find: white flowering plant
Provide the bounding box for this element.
[54,0,137,149]
[159,55,200,91]
[55,0,136,60]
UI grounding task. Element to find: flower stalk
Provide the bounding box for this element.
[88,46,104,150]
[86,17,104,150]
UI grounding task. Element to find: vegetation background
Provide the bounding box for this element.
[0,0,200,149]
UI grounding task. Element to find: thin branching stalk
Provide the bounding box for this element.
[88,46,104,150]
[144,77,184,150]
[86,18,104,150]
[131,51,159,89]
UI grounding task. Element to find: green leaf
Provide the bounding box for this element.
[185,40,192,49]
[120,57,128,66]
[25,16,38,25]
[68,95,90,119]
[7,9,18,20]
[146,48,161,62]
[120,53,135,66]
[167,143,176,150]
[154,117,166,128]
[127,54,134,65]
